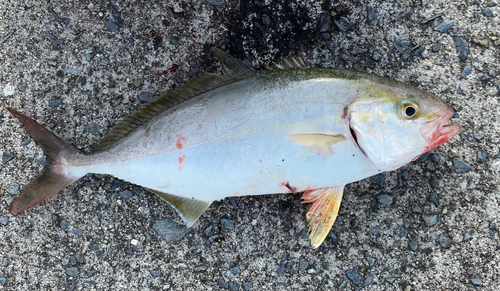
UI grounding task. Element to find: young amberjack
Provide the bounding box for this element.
[6,49,460,247]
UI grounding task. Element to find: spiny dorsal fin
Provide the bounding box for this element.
[91,49,255,153]
[148,189,211,228]
[302,186,344,248]
[269,56,308,70]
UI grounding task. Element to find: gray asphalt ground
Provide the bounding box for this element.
[0,0,499,290]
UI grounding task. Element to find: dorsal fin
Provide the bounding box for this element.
[91,49,255,153]
[269,56,308,70]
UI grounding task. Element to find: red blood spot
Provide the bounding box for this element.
[279,182,296,193]
[176,136,187,149]
[342,106,349,119]
[169,64,178,73]
[178,155,185,171]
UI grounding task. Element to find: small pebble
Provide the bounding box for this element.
[149,270,161,278]
[453,157,471,173]
[0,217,8,226]
[334,17,350,32]
[205,225,213,236]
[188,68,200,77]
[99,58,109,66]
[229,281,239,291]
[320,32,331,40]
[463,231,473,242]
[461,66,472,78]
[483,8,494,17]
[243,282,252,291]
[299,258,309,273]
[422,214,438,227]
[7,184,20,195]
[170,37,179,45]
[89,244,98,250]
[346,268,361,285]
[434,20,454,33]
[111,179,123,189]
[408,240,418,251]
[377,194,393,206]
[218,279,228,288]
[106,19,119,31]
[221,218,235,233]
[208,0,225,5]
[18,84,27,92]
[277,261,285,275]
[231,266,240,275]
[436,234,451,248]
[262,14,271,25]
[48,99,63,108]
[0,277,6,285]
[119,190,132,199]
[365,257,375,267]
[471,278,483,286]
[386,277,396,283]
[364,275,375,286]
[60,220,69,229]
[370,225,381,235]
[477,152,487,163]
[367,8,377,23]
[453,37,469,61]
[133,79,142,87]
[2,152,14,165]
[372,52,382,61]
[317,13,331,32]
[66,267,79,277]
[428,196,439,207]
[473,133,484,140]
[3,83,14,96]
[92,216,100,226]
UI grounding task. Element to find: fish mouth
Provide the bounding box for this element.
[421,107,461,153]
[349,123,368,158]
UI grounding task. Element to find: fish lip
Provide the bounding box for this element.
[421,107,461,152]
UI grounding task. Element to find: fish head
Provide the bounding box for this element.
[348,82,460,171]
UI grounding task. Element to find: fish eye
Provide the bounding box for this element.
[398,100,419,119]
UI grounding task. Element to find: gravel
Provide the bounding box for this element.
[0,1,498,290]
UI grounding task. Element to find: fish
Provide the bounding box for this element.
[5,49,460,247]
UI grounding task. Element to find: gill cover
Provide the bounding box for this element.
[349,99,428,171]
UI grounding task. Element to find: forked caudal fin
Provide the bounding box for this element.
[6,108,82,214]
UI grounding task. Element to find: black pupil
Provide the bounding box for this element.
[405,106,416,117]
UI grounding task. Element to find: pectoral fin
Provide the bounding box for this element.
[148,189,211,228]
[302,186,344,248]
[288,133,345,155]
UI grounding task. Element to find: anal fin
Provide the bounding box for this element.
[148,189,211,228]
[302,186,344,248]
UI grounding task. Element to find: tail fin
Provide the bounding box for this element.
[6,108,81,214]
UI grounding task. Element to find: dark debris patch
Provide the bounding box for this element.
[152,219,188,242]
